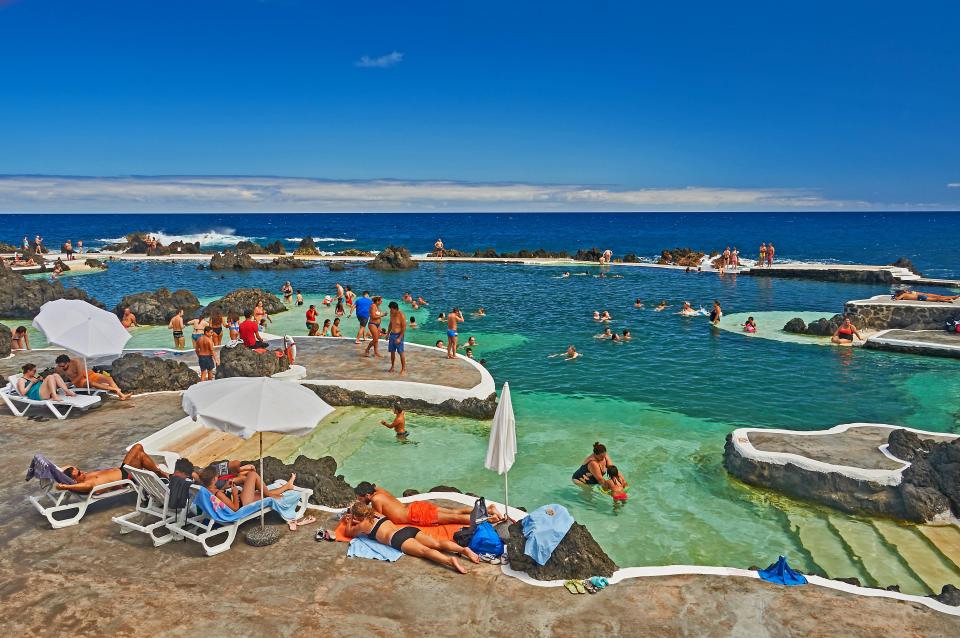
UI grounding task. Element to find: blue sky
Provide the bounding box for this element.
[0,0,957,211]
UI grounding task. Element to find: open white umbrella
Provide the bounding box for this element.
[182,377,335,525]
[484,382,516,519]
[32,299,132,390]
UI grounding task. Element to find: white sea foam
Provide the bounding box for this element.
[97,228,261,246]
[284,237,356,243]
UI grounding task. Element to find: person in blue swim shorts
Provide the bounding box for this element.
[387,301,407,375]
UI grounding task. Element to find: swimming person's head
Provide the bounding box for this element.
[593,442,607,456]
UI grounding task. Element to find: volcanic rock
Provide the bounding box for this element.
[200,288,287,318]
[112,288,201,325]
[506,520,618,581]
[110,353,199,393]
[369,245,417,271]
[216,343,291,378]
[0,323,11,357]
[308,385,497,419]
[0,267,104,319]
[293,236,320,256]
[249,455,356,507]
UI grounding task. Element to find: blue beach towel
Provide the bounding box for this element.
[194,485,301,523]
[347,536,403,562]
[521,504,574,566]
[758,556,807,586]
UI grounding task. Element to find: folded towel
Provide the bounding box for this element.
[26,453,75,485]
[347,536,403,562]
[521,503,574,566]
[194,486,300,523]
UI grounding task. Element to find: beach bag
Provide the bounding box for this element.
[468,521,504,556]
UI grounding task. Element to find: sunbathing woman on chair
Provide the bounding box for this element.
[341,502,480,573]
[56,443,168,493]
[17,364,76,402]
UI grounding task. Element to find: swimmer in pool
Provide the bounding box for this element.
[742,317,757,333]
[654,300,669,312]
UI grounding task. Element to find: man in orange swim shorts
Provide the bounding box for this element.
[56,354,132,400]
[354,482,502,526]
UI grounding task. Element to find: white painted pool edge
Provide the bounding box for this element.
[731,422,958,486]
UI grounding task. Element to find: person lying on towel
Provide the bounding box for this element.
[354,482,503,526]
[341,502,480,573]
[56,444,168,493]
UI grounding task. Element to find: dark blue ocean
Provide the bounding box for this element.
[2,211,958,278]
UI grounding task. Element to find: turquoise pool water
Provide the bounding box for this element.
[8,260,960,582]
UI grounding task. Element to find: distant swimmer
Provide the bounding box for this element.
[831,317,863,345]
[634,299,644,308]
[709,300,722,326]
[654,301,669,312]
[742,316,757,333]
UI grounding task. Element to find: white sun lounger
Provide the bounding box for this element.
[3,375,101,419]
[166,484,312,556]
[111,465,187,546]
[29,475,138,529]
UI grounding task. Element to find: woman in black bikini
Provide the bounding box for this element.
[572,442,613,486]
[342,502,479,573]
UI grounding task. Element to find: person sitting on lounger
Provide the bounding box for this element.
[55,354,132,400]
[893,290,960,303]
[56,443,167,492]
[17,363,76,401]
[341,502,479,573]
[354,482,503,526]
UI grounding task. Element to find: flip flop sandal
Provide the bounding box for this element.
[563,580,579,594]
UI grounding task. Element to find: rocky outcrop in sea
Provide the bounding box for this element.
[110,353,199,393]
[112,288,201,324]
[216,343,291,378]
[0,267,104,318]
[369,245,418,270]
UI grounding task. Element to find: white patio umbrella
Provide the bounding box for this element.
[181,376,335,525]
[484,382,517,520]
[32,299,132,390]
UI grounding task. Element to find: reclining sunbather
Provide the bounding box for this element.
[341,502,479,573]
[354,482,503,526]
[56,443,168,493]
[893,290,960,303]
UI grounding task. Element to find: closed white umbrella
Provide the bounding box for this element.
[484,382,516,519]
[32,299,132,390]
[182,377,335,525]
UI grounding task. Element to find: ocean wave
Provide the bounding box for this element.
[97,228,261,246]
[284,237,356,243]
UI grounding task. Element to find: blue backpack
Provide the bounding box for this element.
[468,521,504,556]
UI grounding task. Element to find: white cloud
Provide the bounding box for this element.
[948,183,960,189]
[0,175,895,212]
[355,51,403,68]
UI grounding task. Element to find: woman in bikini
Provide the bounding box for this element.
[572,442,613,487]
[341,502,478,574]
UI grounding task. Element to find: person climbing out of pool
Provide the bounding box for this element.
[572,442,613,487]
[341,502,478,573]
[354,482,503,526]
[893,290,960,303]
[380,403,409,440]
[742,317,757,333]
[831,316,863,344]
[709,300,722,326]
[603,465,628,504]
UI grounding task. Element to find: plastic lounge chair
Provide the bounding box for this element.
[111,465,183,546]
[166,484,312,556]
[3,374,101,420]
[29,474,138,529]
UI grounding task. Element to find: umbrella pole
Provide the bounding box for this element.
[259,432,265,528]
